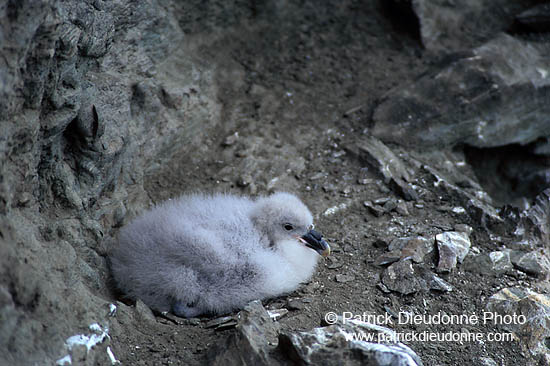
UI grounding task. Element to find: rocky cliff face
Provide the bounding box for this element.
[1,1,221,363]
[1,1,549,365]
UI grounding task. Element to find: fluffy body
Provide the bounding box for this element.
[109,192,320,317]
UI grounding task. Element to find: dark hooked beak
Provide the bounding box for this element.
[300,229,330,257]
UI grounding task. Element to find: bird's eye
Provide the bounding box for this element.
[283,223,294,231]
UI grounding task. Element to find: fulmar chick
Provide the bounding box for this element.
[109,192,330,318]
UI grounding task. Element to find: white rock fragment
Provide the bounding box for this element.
[452,206,465,214]
[109,303,117,317]
[323,203,348,216]
[268,308,289,321]
[56,323,112,366]
[56,355,71,366]
[107,346,120,365]
[436,231,471,272]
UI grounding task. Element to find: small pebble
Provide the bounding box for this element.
[310,172,326,180]
[205,316,234,329]
[286,298,306,310]
[377,283,391,293]
[187,318,201,326]
[323,184,336,192]
[364,202,385,217]
[17,192,32,207]
[222,132,239,146]
[268,308,289,320]
[236,178,250,187]
[396,201,409,216]
[373,197,391,205]
[326,259,344,269]
[335,274,355,283]
[383,200,397,212]
[377,181,391,194]
[454,224,473,235]
[214,320,237,331]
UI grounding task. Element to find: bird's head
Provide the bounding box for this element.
[251,192,330,257]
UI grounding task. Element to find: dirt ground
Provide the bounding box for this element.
[107,2,540,365]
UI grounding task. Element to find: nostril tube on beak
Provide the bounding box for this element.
[301,229,330,257]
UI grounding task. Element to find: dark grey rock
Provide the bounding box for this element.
[207,301,427,365]
[374,250,402,266]
[383,200,398,213]
[112,203,127,228]
[350,137,418,201]
[422,272,453,293]
[510,251,550,278]
[381,260,423,295]
[278,318,423,366]
[464,251,513,275]
[365,201,386,217]
[372,34,550,150]
[515,4,550,32]
[403,0,525,51]
[133,299,156,324]
[514,188,550,248]
[464,142,550,209]
[421,161,502,229]
[396,201,410,216]
[286,298,306,311]
[373,239,390,249]
[389,179,419,202]
[207,301,280,366]
[0,285,17,359]
[377,181,392,194]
